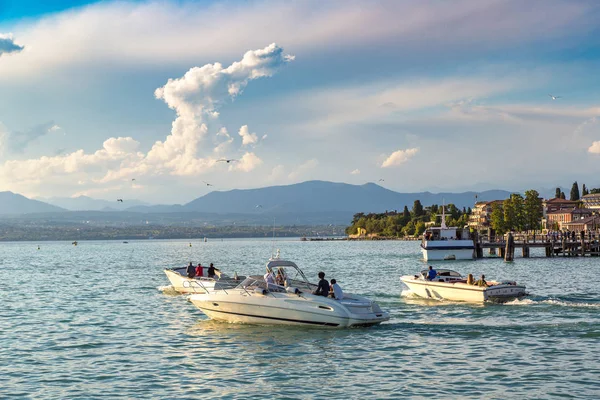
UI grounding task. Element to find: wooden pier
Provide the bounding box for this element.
[475,232,600,260]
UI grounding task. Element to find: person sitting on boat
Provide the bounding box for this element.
[329,279,344,300]
[426,266,437,281]
[207,263,220,279]
[474,274,488,287]
[466,273,474,285]
[276,269,286,286]
[195,263,204,277]
[186,262,196,278]
[313,271,330,297]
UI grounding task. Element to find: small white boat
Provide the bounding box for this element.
[401,269,526,303]
[188,257,389,328]
[421,206,474,261]
[164,267,244,294]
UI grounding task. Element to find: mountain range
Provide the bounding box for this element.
[1,181,513,224]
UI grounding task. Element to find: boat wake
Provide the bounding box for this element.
[157,285,180,295]
[505,297,600,308]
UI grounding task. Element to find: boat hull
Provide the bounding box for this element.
[189,292,389,328]
[421,240,475,261]
[164,269,237,294]
[401,277,526,303]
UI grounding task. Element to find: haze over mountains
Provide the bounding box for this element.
[1,181,513,225]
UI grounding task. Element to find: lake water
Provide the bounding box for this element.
[1,239,598,399]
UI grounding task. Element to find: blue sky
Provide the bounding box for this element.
[1,0,600,203]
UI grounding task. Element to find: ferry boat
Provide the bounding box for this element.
[421,206,474,261]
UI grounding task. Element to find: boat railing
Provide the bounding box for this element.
[183,278,229,295]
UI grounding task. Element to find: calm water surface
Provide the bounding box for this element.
[1,239,598,399]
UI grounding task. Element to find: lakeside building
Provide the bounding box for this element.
[541,198,582,230]
[468,200,504,231]
[563,215,600,232]
[581,193,600,210]
[546,208,593,230]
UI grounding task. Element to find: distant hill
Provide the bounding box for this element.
[40,195,151,211]
[179,181,511,215]
[0,191,65,215]
[0,181,513,224]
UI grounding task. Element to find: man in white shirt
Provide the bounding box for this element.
[264,268,276,289]
[330,279,344,300]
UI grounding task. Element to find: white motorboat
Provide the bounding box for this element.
[401,269,526,303]
[421,206,474,261]
[164,267,245,294]
[187,257,390,328]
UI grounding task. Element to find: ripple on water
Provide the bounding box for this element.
[0,239,599,399]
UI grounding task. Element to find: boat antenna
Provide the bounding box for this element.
[271,217,276,259]
[441,198,447,229]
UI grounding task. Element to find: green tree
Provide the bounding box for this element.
[523,189,542,231]
[402,221,416,236]
[414,221,426,236]
[412,200,424,217]
[570,181,580,201]
[582,184,589,196]
[591,188,600,194]
[555,187,561,198]
[490,203,506,234]
[402,205,410,218]
[504,193,524,231]
[560,191,566,199]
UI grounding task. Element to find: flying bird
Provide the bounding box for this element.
[548,94,561,100]
[217,158,239,163]
[117,199,123,202]
[378,179,385,182]
[256,204,263,208]
[202,181,214,187]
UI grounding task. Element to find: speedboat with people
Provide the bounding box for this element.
[421,205,474,261]
[187,254,390,328]
[400,268,527,303]
[164,265,245,294]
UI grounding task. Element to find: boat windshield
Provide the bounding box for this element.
[420,269,462,278]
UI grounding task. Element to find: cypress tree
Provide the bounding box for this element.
[560,191,566,199]
[570,182,580,201]
[582,184,589,196]
[555,187,561,198]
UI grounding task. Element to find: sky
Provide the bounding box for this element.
[1,0,600,204]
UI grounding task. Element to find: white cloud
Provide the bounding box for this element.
[0,44,292,196]
[381,148,419,168]
[0,33,23,56]
[268,164,286,182]
[238,125,258,146]
[588,141,600,154]
[288,159,319,180]
[229,152,263,172]
[351,169,360,175]
[48,125,61,132]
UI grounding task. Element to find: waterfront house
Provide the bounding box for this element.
[581,193,600,210]
[468,200,504,231]
[562,215,600,232]
[546,208,593,230]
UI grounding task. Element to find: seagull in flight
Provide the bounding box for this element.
[117,199,123,202]
[378,179,385,182]
[202,181,214,187]
[549,94,561,100]
[217,158,239,163]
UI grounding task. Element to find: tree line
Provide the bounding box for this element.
[556,181,600,201]
[345,201,471,238]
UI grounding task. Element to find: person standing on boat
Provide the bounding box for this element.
[195,263,204,277]
[426,266,437,281]
[264,267,276,289]
[313,272,330,296]
[186,262,196,278]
